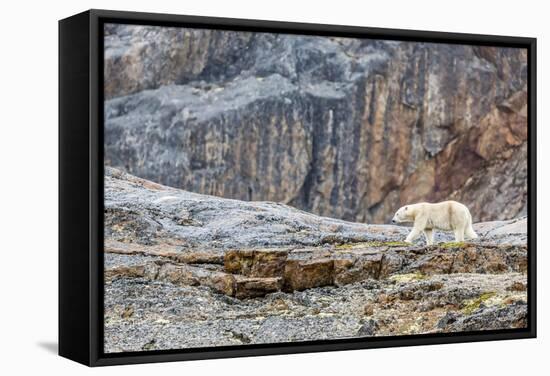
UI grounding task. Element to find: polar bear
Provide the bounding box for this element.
[391,201,478,245]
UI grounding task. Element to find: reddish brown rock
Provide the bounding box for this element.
[333,253,383,285]
[234,276,282,299]
[507,281,527,292]
[106,241,527,299]
[283,258,334,291]
[224,249,289,278]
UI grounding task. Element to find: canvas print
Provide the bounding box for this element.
[103,23,528,353]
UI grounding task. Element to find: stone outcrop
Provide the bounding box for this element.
[103,169,529,352]
[437,301,527,332]
[104,24,528,223]
[107,241,526,298]
[106,260,281,299]
[226,243,526,293]
[104,166,527,250]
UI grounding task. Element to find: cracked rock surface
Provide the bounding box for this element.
[104,169,528,353]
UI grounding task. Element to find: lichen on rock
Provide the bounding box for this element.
[103,169,528,352]
[101,25,529,352]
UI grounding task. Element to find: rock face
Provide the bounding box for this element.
[103,168,528,352]
[104,24,528,223]
[107,241,526,300]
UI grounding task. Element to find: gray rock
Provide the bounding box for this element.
[104,167,527,250]
[104,25,528,223]
[357,319,379,336]
[103,170,528,352]
[437,301,527,332]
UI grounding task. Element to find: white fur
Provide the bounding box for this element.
[391,201,478,245]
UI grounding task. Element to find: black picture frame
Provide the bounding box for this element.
[59,9,537,367]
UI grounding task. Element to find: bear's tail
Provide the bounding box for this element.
[465,212,478,239]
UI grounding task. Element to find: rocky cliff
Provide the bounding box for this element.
[104,24,528,223]
[104,168,528,352]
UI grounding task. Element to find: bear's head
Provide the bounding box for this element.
[391,205,414,224]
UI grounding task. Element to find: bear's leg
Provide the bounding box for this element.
[453,229,465,242]
[424,229,434,246]
[465,225,478,239]
[406,217,427,243]
[405,227,422,243]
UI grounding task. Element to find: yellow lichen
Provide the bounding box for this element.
[388,273,427,283]
[439,241,468,249]
[335,241,410,249]
[384,241,411,247]
[461,292,496,315]
[112,224,125,233]
[335,243,356,249]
